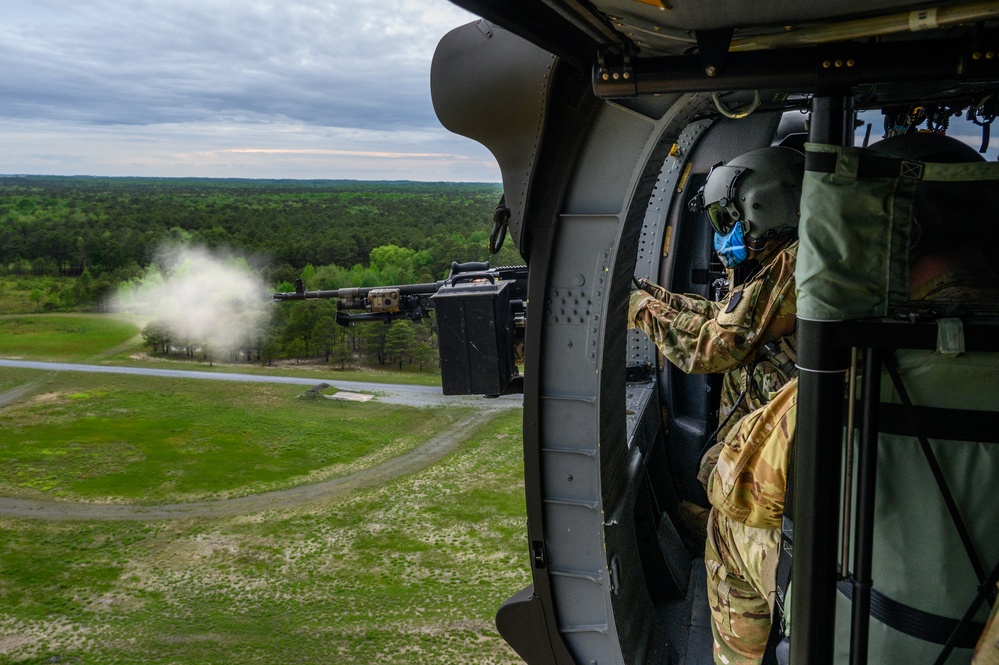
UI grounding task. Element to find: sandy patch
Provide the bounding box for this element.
[325,391,373,402]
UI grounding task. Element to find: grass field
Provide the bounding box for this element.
[0,410,529,665]
[0,315,529,664]
[0,370,470,503]
[0,315,140,363]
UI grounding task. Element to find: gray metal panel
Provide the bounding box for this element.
[431,21,556,253]
[540,211,621,661]
[562,107,658,215]
[533,94,718,664]
[625,383,655,445]
[542,447,600,504]
[629,117,714,371]
[592,0,942,34]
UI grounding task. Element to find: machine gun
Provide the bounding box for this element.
[274,262,528,397]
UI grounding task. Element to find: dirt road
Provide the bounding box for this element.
[0,413,503,521]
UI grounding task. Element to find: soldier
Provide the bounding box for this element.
[628,146,803,484]
[704,376,797,664]
[703,133,999,665]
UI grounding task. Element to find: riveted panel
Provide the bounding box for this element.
[543,449,601,504]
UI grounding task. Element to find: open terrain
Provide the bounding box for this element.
[0,314,141,363]
[0,314,529,664]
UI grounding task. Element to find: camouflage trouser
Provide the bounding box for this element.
[974,587,999,665]
[705,507,780,665]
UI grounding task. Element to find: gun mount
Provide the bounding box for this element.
[274,261,527,397]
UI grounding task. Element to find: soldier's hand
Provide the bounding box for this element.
[635,278,668,301]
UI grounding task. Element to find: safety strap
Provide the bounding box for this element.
[489,194,510,255]
[805,150,927,180]
[772,426,796,640]
[763,335,798,384]
[805,143,999,183]
[835,581,986,649]
[878,403,999,443]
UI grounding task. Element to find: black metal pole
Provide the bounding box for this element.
[791,321,850,663]
[790,93,854,665]
[849,349,883,665]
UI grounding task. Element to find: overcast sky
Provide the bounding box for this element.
[4,3,996,182]
[0,0,500,181]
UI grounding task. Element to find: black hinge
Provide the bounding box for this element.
[532,541,547,569]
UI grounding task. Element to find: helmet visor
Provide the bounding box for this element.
[706,203,736,235]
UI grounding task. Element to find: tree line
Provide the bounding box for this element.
[0,176,504,283]
[0,176,524,371]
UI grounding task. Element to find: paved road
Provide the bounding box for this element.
[0,359,522,408]
[0,359,521,520]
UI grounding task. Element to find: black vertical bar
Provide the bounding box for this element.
[850,348,883,665]
[810,94,856,143]
[792,321,850,663]
[790,93,854,665]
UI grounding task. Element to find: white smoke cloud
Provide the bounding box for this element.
[112,245,271,353]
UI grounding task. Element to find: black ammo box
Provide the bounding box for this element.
[432,280,515,396]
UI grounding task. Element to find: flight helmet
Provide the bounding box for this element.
[696,146,805,267]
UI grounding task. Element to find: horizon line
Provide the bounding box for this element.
[0,173,503,185]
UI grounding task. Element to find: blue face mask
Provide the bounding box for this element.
[713,222,748,268]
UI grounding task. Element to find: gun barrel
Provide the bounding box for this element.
[273,264,528,304]
[272,281,445,302]
[273,289,343,301]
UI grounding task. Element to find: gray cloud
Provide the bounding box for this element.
[0,0,467,130]
[0,0,501,179]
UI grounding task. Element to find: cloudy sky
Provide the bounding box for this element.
[4,3,996,182]
[0,0,500,181]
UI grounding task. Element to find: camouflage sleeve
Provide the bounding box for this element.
[707,378,798,530]
[628,243,799,374]
[628,288,720,325]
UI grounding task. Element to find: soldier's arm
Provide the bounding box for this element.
[629,247,798,374]
[629,288,729,371]
[627,288,720,330]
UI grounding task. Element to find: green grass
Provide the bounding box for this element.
[0,410,529,665]
[0,371,468,503]
[0,315,139,362]
[0,310,528,663]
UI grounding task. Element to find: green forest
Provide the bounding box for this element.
[0,176,519,370]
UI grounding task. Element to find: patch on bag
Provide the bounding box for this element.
[900,160,924,179]
[725,290,743,314]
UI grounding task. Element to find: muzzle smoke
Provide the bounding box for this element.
[111,245,271,354]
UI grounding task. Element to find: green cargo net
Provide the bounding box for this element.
[796,142,999,321]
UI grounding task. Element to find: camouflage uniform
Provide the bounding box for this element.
[627,238,799,665]
[628,240,799,481]
[974,590,999,665]
[704,378,798,665]
[698,261,998,665]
